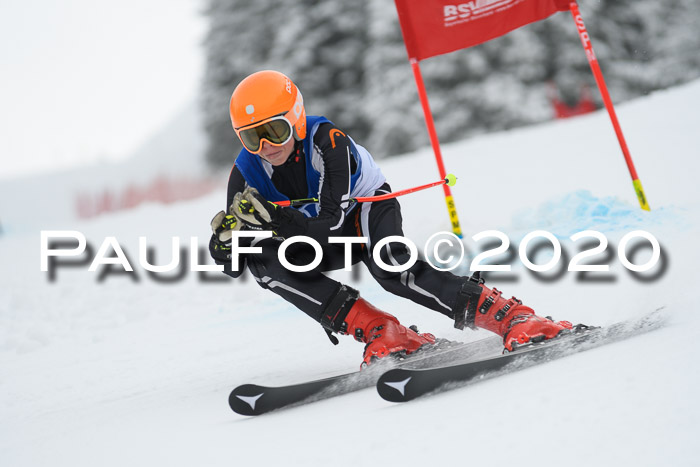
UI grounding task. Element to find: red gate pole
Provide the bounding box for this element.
[569,1,650,211]
[410,58,464,236]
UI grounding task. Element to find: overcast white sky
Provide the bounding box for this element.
[0,0,206,179]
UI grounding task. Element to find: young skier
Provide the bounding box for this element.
[210,70,574,367]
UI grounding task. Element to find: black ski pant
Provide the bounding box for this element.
[245,184,467,325]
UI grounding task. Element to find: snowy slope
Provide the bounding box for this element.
[1,80,700,467]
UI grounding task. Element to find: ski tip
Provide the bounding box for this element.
[229,384,267,416]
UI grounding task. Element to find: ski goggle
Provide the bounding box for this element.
[235,116,293,154]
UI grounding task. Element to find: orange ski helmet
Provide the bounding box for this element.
[230,71,307,153]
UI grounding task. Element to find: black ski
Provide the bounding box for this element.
[229,336,503,415]
[376,309,666,403]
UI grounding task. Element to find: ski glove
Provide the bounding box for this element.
[231,187,308,238]
[208,210,242,265]
[209,233,231,265]
[210,210,242,243]
[232,187,283,231]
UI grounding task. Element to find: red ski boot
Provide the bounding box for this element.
[343,297,436,368]
[454,276,572,352]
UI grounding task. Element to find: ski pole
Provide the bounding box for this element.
[273,174,457,208]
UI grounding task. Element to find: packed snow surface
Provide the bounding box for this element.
[1,80,699,466]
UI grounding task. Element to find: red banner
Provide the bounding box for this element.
[395,0,571,60]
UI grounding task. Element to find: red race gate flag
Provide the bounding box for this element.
[395,0,570,61]
[395,0,573,236]
[395,0,650,212]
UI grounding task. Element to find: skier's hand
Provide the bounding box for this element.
[209,233,231,265]
[232,187,280,230]
[209,210,241,265]
[210,210,242,243]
